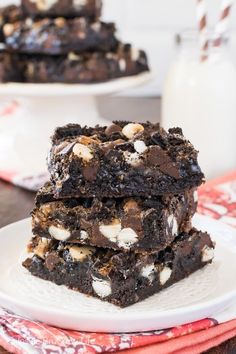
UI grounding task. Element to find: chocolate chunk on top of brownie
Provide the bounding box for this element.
[48,122,204,198]
[23,228,214,307]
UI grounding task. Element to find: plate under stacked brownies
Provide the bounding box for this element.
[0,0,149,83]
[23,121,215,307]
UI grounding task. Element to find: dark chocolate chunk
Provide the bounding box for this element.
[146,146,171,166]
[45,252,62,271]
[159,162,181,179]
[82,164,99,182]
[105,124,122,136]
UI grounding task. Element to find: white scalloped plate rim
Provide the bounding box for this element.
[0,72,152,97]
[0,214,236,332]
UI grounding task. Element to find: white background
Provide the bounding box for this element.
[2,0,236,95]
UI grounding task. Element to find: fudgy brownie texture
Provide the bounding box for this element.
[23,228,214,307]
[48,122,204,198]
[0,5,23,42]
[23,44,149,83]
[0,50,24,82]
[21,0,102,19]
[32,182,197,252]
[3,17,119,55]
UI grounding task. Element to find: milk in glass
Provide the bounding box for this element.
[162,31,236,179]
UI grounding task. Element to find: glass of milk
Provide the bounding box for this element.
[162,30,236,179]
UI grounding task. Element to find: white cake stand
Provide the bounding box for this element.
[0,72,152,183]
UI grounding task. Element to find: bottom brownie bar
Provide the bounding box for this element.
[23,228,214,307]
[0,43,149,83]
[23,44,149,83]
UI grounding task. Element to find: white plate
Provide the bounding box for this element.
[0,214,236,333]
[0,72,152,97]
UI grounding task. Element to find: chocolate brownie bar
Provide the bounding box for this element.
[23,228,214,307]
[48,122,204,198]
[21,0,102,19]
[32,182,197,251]
[3,17,118,55]
[23,45,149,83]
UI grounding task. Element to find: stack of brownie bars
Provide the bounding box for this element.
[23,121,215,307]
[0,0,149,83]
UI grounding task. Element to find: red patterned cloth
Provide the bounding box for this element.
[198,170,236,228]
[0,171,236,353]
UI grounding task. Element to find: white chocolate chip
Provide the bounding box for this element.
[131,48,140,61]
[193,190,198,203]
[3,24,14,37]
[72,143,93,162]
[122,123,144,139]
[99,220,122,242]
[117,228,138,249]
[54,17,66,27]
[141,263,156,282]
[92,277,112,298]
[159,266,172,285]
[202,246,214,263]
[134,140,147,154]
[168,214,178,236]
[106,53,114,59]
[123,152,140,166]
[80,230,88,240]
[31,0,58,11]
[25,18,33,27]
[69,245,95,262]
[68,52,80,61]
[48,225,71,241]
[73,0,87,8]
[91,22,101,32]
[34,238,51,259]
[119,59,126,71]
[99,222,138,249]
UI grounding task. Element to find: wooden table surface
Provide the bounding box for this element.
[0,97,235,353]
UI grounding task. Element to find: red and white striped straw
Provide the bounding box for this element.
[196,0,208,60]
[214,0,233,47]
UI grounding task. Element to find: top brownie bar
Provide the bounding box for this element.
[48,122,204,198]
[21,0,102,19]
